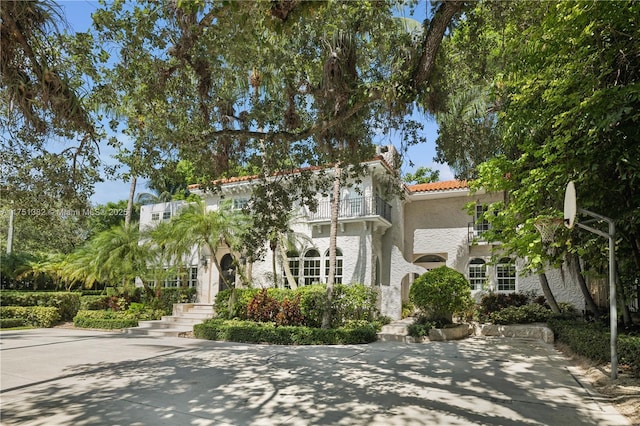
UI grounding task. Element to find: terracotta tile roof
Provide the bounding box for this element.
[407,179,469,193]
[187,157,394,191]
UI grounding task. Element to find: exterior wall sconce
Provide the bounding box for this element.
[200,255,209,267]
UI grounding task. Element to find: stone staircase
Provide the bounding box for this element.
[376,317,414,342]
[124,303,214,337]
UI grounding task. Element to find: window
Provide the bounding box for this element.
[303,249,321,286]
[162,211,171,220]
[285,251,300,288]
[324,248,343,284]
[496,257,516,291]
[151,213,160,221]
[474,204,490,238]
[163,271,178,288]
[468,258,487,290]
[188,266,198,288]
[233,198,248,210]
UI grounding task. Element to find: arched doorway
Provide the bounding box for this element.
[219,254,235,292]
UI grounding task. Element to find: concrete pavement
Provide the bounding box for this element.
[0,328,630,425]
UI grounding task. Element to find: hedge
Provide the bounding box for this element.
[0,306,61,328]
[548,319,640,377]
[193,319,378,345]
[73,309,139,329]
[0,318,26,328]
[0,291,80,321]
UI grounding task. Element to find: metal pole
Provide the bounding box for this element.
[576,208,617,380]
[609,220,617,380]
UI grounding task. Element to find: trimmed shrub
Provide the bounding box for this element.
[409,267,473,323]
[1,318,26,328]
[193,319,378,345]
[490,304,553,325]
[0,306,61,327]
[548,319,640,376]
[73,309,139,329]
[0,291,80,320]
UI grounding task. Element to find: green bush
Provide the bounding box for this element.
[409,266,473,323]
[80,295,111,310]
[73,309,139,329]
[193,318,378,345]
[490,304,553,325]
[0,306,61,327]
[478,292,531,321]
[141,287,197,314]
[0,291,80,321]
[548,319,640,376]
[296,285,328,327]
[0,318,26,328]
[214,284,379,328]
[407,315,435,338]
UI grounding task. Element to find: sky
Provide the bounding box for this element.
[59,1,453,205]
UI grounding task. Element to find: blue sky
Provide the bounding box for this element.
[60,1,452,205]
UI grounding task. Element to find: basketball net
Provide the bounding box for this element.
[533,218,564,243]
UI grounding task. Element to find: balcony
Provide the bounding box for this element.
[307,196,392,228]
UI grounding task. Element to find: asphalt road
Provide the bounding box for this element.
[0,328,630,425]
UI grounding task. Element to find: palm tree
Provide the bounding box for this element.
[16,252,71,290]
[153,200,250,292]
[69,223,155,293]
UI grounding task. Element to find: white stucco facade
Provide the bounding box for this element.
[138,146,586,319]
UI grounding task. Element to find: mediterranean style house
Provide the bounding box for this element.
[139,146,586,319]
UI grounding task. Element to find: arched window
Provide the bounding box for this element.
[324,248,343,284]
[414,254,446,271]
[496,257,516,291]
[285,250,300,288]
[303,249,321,286]
[468,258,487,291]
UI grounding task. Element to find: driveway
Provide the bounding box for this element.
[0,328,629,425]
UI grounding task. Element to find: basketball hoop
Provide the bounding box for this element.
[533,217,564,243]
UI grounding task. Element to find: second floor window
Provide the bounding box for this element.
[474,204,490,237]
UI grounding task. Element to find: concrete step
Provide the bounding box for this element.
[124,303,214,337]
[123,327,192,337]
[376,333,410,343]
[379,324,409,335]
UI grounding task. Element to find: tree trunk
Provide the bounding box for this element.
[616,268,632,325]
[538,273,561,314]
[279,240,298,289]
[125,175,137,227]
[269,239,278,286]
[322,163,341,329]
[568,253,600,320]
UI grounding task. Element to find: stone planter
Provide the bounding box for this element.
[427,323,471,341]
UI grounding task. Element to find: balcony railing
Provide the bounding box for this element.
[308,196,392,223]
[468,221,491,244]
